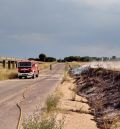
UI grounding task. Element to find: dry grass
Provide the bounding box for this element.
[38,62,56,70]
[61,63,70,84]
[23,91,64,129]
[0,68,17,80]
[0,63,3,68]
[23,114,64,129]
[110,117,120,129]
[45,95,60,113]
[68,61,88,68]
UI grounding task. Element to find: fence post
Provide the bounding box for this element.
[12,61,15,69]
[16,61,18,68]
[3,60,6,68]
[8,61,11,69]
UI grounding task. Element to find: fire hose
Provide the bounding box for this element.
[16,92,26,129]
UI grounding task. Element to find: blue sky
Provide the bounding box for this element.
[0,0,120,58]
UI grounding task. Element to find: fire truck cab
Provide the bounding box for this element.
[17,60,39,79]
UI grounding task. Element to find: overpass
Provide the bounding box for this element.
[0,57,23,69]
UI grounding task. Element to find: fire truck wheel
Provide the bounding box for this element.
[19,77,22,79]
[32,74,35,79]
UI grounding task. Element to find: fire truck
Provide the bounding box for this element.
[17,60,39,79]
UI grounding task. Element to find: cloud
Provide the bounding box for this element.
[0,0,120,58]
[67,0,120,7]
[6,33,53,45]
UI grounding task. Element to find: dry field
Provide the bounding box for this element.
[67,61,120,72]
[38,62,55,70]
[90,61,120,71]
[0,68,17,80]
[74,68,120,129]
[69,62,120,129]
[67,61,88,68]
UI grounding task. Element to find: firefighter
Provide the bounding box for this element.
[50,64,52,70]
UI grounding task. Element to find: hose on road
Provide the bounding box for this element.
[16,103,22,129]
[16,91,26,129]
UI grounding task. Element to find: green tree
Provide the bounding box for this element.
[39,53,47,62]
[45,57,56,62]
[111,56,116,60]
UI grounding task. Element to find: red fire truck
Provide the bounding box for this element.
[17,60,39,79]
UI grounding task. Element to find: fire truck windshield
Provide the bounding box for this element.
[18,62,32,68]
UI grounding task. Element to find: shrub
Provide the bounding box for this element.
[45,95,60,113]
[23,114,64,129]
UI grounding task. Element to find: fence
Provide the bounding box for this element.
[0,57,23,69]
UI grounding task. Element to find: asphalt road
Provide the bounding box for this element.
[0,63,65,129]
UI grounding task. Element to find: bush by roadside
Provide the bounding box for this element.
[23,114,64,129]
[22,94,64,129]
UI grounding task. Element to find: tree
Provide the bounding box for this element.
[57,59,64,62]
[102,57,109,61]
[39,53,47,62]
[45,57,56,62]
[111,56,116,60]
[64,56,81,62]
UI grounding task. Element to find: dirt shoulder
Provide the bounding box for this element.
[56,77,98,129]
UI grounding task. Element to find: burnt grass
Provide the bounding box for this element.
[73,68,120,129]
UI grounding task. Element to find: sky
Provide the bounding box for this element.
[0,0,120,59]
